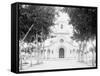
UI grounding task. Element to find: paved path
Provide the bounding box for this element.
[21,59,92,71]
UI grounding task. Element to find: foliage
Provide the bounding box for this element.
[63,7,97,41]
[19,4,55,42]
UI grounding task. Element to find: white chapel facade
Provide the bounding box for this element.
[42,20,78,59]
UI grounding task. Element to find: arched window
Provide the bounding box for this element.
[60,39,64,43]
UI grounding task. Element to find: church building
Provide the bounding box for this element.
[42,20,78,60]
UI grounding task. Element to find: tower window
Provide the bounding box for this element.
[61,24,63,29]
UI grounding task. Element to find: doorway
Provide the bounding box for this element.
[59,48,64,58]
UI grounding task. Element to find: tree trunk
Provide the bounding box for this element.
[92,49,95,66]
[85,52,87,63]
[30,51,33,67]
[19,47,23,70]
[78,50,81,62]
[91,42,95,66]
[85,41,88,63]
[78,42,82,62]
[36,34,40,64]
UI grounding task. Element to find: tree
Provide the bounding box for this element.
[63,7,97,65]
[19,4,55,42]
[19,4,56,67]
[63,7,97,41]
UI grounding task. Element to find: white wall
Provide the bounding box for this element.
[0,0,99,76]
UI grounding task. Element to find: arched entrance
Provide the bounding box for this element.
[59,48,64,58]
